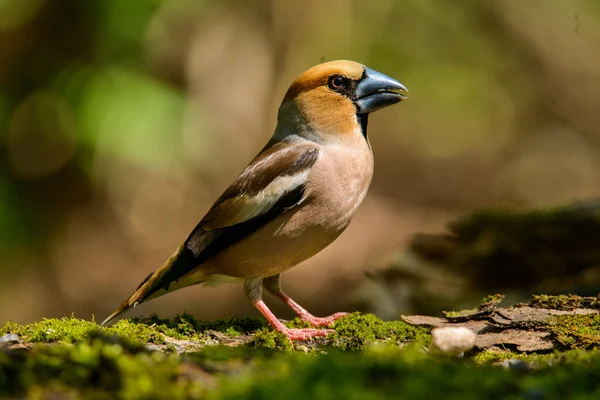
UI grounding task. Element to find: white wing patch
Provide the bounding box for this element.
[201,168,311,230]
[237,169,310,222]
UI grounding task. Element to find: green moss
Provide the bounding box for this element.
[0,313,427,353]
[0,336,190,399]
[250,328,294,351]
[527,348,600,365]
[330,313,429,350]
[549,314,600,350]
[186,345,277,362]
[472,349,525,364]
[1,316,98,343]
[108,319,167,344]
[131,313,265,339]
[11,311,600,398]
[481,294,505,304]
[473,347,600,368]
[529,294,600,310]
[0,315,167,345]
[208,347,600,400]
[285,318,313,329]
[0,314,268,346]
[7,329,600,399]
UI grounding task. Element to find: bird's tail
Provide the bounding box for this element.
[100,243,205,327]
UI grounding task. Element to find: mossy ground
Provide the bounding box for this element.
[0,313,431,399]
[548,313,600,350]
[0,313,267,347]
[525,295,600,351]
[529,294,600,310]
[5,337,600,399]
[3,297,600,399]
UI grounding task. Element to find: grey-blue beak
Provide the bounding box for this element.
[354,67,408,114]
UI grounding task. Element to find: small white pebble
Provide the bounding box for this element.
[429,327,476,356]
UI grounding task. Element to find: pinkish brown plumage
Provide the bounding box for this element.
[101,60,407,341]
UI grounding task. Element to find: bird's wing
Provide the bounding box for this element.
[100,140,319,326]
[180,139,319,266]
[199,140,319,230]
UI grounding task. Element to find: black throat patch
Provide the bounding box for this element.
[357,113,369,139]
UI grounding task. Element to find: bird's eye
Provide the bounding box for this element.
[328,75,345,90]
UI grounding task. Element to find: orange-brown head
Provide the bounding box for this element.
[276,60,407,140]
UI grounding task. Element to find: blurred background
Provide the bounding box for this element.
[1,0,600,324]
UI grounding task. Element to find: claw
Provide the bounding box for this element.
[301,312,349,327]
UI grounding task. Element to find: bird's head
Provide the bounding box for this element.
[276,60,407,141]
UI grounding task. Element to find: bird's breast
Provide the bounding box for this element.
[305,139,374,231]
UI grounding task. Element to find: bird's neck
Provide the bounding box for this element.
[273,101,366,145]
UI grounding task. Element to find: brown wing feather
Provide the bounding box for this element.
[200,140,318,229]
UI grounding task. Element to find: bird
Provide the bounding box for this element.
[100,60,408,341]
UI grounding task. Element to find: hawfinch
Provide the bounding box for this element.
[101,60,407,341]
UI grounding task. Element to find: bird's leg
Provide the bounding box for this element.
[244,277,334,341]
[262,275,348,328]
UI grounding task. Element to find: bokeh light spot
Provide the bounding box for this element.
[0,0,42,32]
[6,91,78,178]
[78,66,185,173]
[398,65,516,158]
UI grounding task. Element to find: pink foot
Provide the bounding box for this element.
[253,300,342,341]
[300,312,349,328]
[281,327,335,341]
